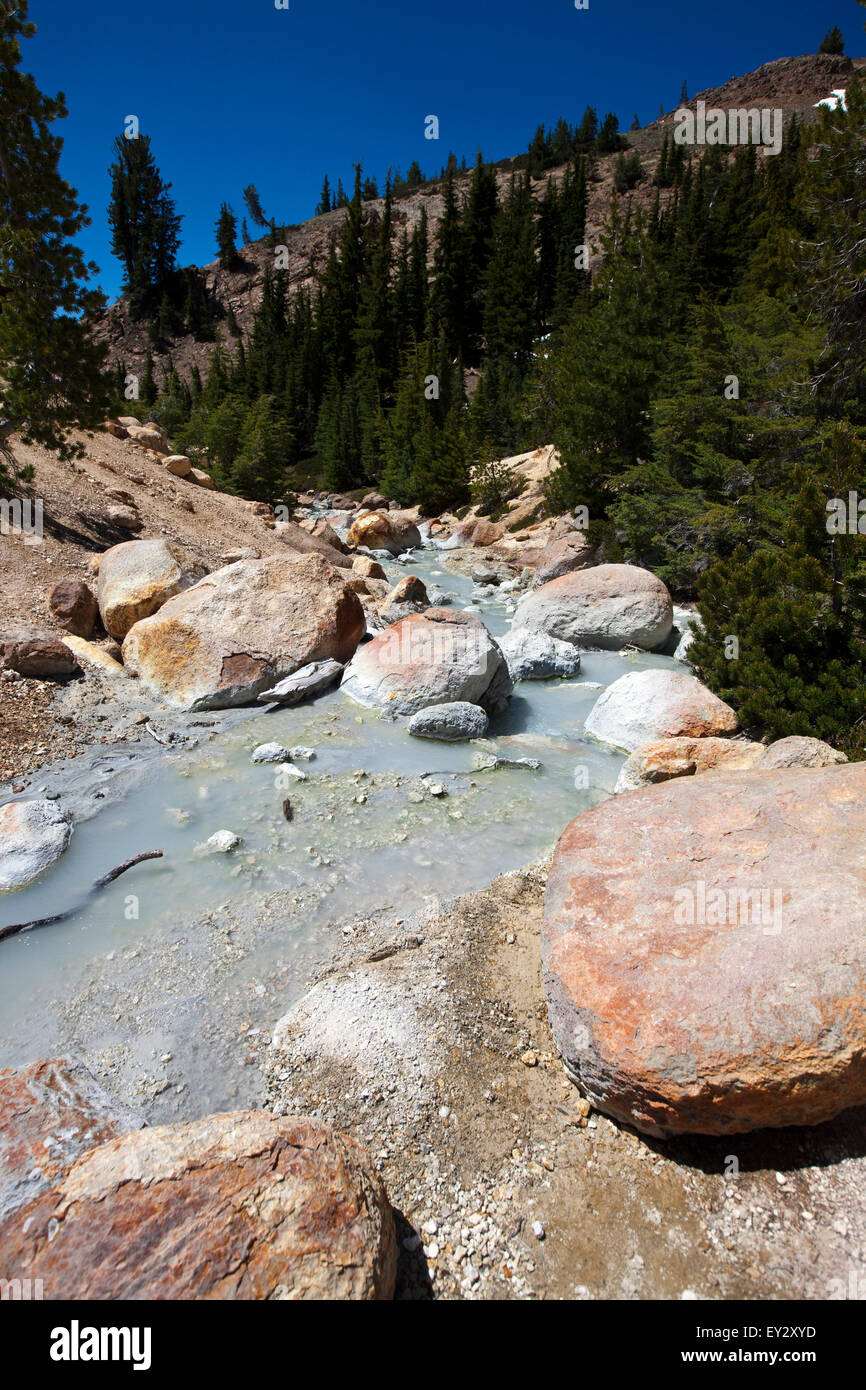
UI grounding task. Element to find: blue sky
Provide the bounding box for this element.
[24,0,865,303]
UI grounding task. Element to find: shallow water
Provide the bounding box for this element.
[0,536,686,1116]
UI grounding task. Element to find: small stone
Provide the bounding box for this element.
[531,1220,545,1241]
[202,831,242,854]
[521,1051,538,1068]
[251,743,292,764]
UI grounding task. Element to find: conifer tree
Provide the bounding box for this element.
[316,175,333,216]
[0,0,109,465]
[242,183,268,228]
[108,133,181,318]
[215,203,240,269]
[819,26,845,55]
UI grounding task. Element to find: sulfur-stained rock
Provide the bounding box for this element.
[0,1111,396,1300]
[0,1059,141,1221]
[346,510,421,556]
[543,761,866,1136]
[97,539,204,641]
[122,555,364,710]
[614,735,764,792]
[585,668,738,752]
[341,608,511,716]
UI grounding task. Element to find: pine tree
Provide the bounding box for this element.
[316,175,333,216]
[140,351,157,406]
[232,394,288,499]
[108,133,181,318]
[460,153,499,362]
[690,469,866,757]
[215,203,240,269]
[0,0,109,466]
[242,183,268,228]
[483,173,537,367]
[819,26,845,55]
[597,112,625,154]
[430,165,467,358]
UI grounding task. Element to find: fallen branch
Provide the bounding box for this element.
[0,850,164,943]
[93,850,163,889]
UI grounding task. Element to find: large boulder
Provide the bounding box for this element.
[0,1059,141,1222]
[122,555,365,711]
[0,1111,397,1299]
[514,563,673,651]
[299,518,349,554]
[48,579,98,639]
[532,530,596,586]
[0,626,81,679]
[97,539,204,641]
[125,423,168,454]
[407,701,489,741]
[163,454,192,478]
[0,800,71,890]
[615,736,764,793]
[756,736,848,771]
[346,510,421,556]
[499,627,581,683]
[274,518,353,570]
[377,575,430,627]
[456,517,504,548]
[341,608,512,716]
[543,762,866,1136]
[584,668,738,752]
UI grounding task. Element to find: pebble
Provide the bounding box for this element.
[531,1220,545,1241]
[201,830,242,854]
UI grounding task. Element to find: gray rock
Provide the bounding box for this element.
[514,564,673,652]
[289,746,317,761]
[499,627,581,682]
[251,743,292,764]
[256,658,344,706]
[0,800,72,891]
[756,736,847,770]
[407,702,490,742]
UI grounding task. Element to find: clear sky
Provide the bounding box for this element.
[22,0,865,303]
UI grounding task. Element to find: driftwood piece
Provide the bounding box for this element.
[0,851,164,942]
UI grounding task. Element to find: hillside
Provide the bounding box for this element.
[92,51,860,388]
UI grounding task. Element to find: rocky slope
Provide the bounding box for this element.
[91,53,863,388]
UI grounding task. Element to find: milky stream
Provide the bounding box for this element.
[0,540,683,1119]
